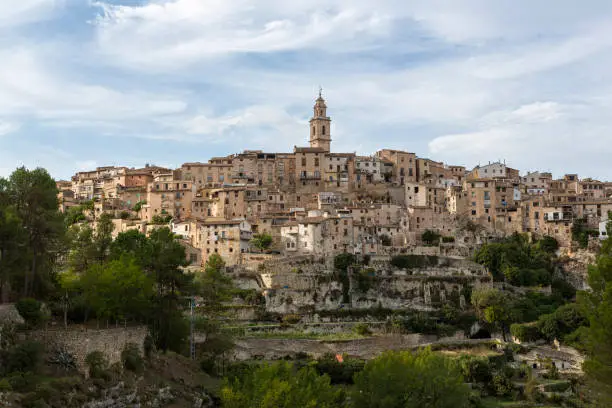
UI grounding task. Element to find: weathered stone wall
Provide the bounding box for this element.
[30,326,148,371]
[231,334,491,361]
[262,273,491,314]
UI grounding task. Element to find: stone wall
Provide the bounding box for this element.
[30,326,148,371]
[231,334,491,361]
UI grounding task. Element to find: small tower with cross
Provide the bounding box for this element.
[309,87,332,152]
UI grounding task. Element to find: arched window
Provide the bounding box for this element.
[322,125,326,135]
[312,126,315,136]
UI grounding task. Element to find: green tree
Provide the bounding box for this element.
[422,230,441,246]
[250,233,273,252]
[80,256,154,322]
[64,205,86,226]
[3,167,65,297]
[577,231,612,405]
[221,361,344,408]
[94,212,114,262]
[471,287,514,341]
[147,228,192,352]
[109,229,153,267]
[352,349,470,408]
[0,203,27,302]
[195,254,236,372]
[66,224,97,274]
[198,253,233,309]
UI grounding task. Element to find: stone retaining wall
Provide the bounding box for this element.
[30,326,148,371]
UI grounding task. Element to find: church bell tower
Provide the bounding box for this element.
[309,88,332,152]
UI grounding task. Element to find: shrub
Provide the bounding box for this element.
[457,355,493,384]
[390,255,438,269]
[46,347,77,372]
[221,361,344,407]
[422,230,441,246]
[0,378,12,391]
[6,341,44,374]
[85,351,110,380]
[151,214,172,225]
[7,371,37,393]
[510,323,542,343]
[353,349,470,408]
[121,343,144,373]
[282,314,302,325]
[442,236,455,243]
[314,353,365,384]
[15,298,44,328]
[119,211,130,220]
[143,334,154,359]
[354,323,372,336]
[334,253,356,272]
[490,372,513,396]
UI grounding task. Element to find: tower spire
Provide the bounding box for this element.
[309,90,331,152]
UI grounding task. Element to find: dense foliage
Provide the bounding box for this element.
[221,361,344,408]
[473,233,556,285]
[0,167,65,299]
[578,223,612,405]
[250,233,273,252]
[352,349,471,408]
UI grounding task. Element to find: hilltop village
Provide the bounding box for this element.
[58,93,611,268]
[2,93,609,408]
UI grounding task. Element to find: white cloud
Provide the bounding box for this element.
[93,0,391,69]
[0,48,187,125]
[0,0,61,28]
[0,120,20,136]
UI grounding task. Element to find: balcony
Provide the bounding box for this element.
[232,172,250,179]
[300,172,321,180]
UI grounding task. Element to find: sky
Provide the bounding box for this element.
[2,0,612,180]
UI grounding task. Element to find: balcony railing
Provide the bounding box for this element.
[300,173,321,180]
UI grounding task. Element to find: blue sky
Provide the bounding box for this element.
[2,0,612,180]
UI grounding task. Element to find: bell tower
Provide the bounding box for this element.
[309,88,332,152]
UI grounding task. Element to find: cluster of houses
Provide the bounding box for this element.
[57,94,612,267]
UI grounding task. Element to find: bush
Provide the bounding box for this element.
[510,323,542,343]
[121,343,144,373]
[7,371,37,393]
[282,314,302,325]
[15,298,44,328]
[221,361,344,407]
[457,355,493,384]
[422,230,441,246]
[314,353,365,384]
[490,372,513,396]
[143,334,154,359]
[85,351,110,380]
[46,347,77,372]
[354,323,372,336]
[0,377,12,391]
[353,349,470,408]
[442,236,455,243]
[119,211,130,220]
[151,214,172,225]
[5,341,44,374]
[334,253,356,272]
[390,255,438,269]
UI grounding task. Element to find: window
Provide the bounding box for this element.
[301,158,307,166]
[314,158,319,166]
[472,210,477,215]
[322,125,326,135]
